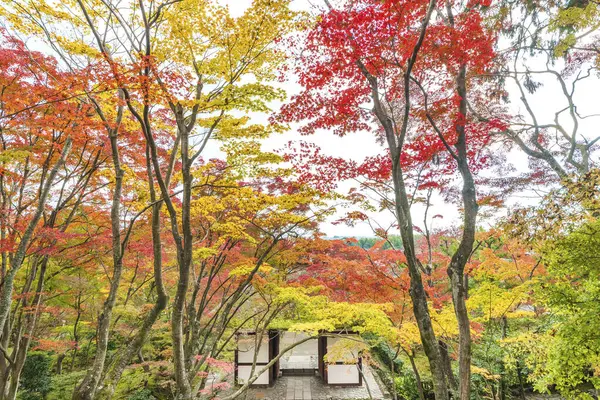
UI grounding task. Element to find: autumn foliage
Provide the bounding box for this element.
[0,0,599,400]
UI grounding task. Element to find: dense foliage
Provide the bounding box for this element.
[0,0,598,399]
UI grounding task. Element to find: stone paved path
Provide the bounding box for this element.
[244,367,387,400]
[286,376,312,400]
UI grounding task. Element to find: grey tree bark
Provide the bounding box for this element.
[95,145,169,400]
[72,122,124,400]
[325,0,451,397]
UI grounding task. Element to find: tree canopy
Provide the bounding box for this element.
[0,0,599,399]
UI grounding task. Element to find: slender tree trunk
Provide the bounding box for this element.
[450,270,471,398]
[448,64,477,400]
[96,147,169,400]
[71,295,82,372]
[6,346,25,400]
[392,163,449,400]
[0,312,10,398]
[348,0,449,395]
[408,353,426,400]
[390,354,398,400]
[171,119,194,400]
[72,130,123,400]
[498,316,508,400]
[491,382,498,400]
[516,362,526,400]
[57,354,66,375]
[5,257,49,400]
[439,340,458,391]
[0,138,72,338]
[357,360,373,400]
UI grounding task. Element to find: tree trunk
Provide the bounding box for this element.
[498,316,508,400]
[95,294,167,400]
[450,269,471,399]
[5,257,49,400]
[72,131,124,400]
[392,163,449,400]
[390,354,398,400]
[95,149,169,400]
[516,361,526,400]
[408,352,426,400]
[447,63,477,400]
[68,291,82,372]
[0,312,11,398]
[349,0,449,395]
[57,354,66,375]
[0,138,72,338]
[439,340,458,391]
[357,359,373,400]
[171,119,194,400]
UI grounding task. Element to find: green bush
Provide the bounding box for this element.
[47,371,86,400]
[127,388,156,400]
[115,366,160,400]
[368,337,404,372]
[395,374,421,400]
[19,352,52,400]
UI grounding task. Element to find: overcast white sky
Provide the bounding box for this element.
[212,0,600,238]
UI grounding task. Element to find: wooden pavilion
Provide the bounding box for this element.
[234,330,363,387]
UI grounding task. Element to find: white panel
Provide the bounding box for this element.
[237,335,269,363]
[237,366,270,386]
[326,336,359,362]
[327,364,360,385]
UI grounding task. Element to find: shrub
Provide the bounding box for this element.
[47,371,86,400]
[127,388,157,400]
[19,352,52,400]
[395,374,421,400]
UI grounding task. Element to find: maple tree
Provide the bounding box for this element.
[0,31,117,400]
[518,220,600,397]
[2,1,330,399]
[279,0,505,398]
[0,0,598,400]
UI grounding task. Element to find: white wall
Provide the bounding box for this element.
[237,366,270,385]
[325,335,362,385]
[326,336,359,362]
[237,335,269,363]
[327,364,360,385]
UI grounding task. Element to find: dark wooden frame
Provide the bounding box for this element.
[234,330,280,387]
[320,332,363,387]
[318,335,327,379]
[234,329,363,387]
